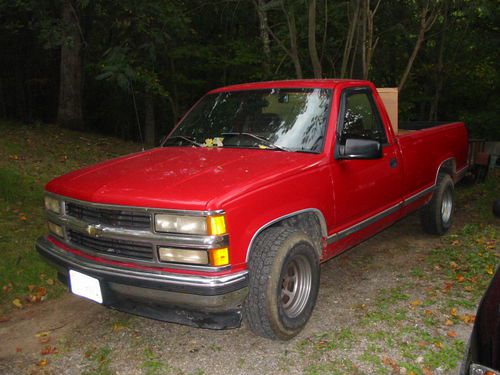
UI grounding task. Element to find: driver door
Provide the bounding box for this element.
[330,87,403,242]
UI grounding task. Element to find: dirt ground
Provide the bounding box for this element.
[0,210,494,375]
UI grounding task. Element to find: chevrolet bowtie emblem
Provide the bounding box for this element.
[86,224,103,238]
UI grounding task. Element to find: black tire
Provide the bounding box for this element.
[420,173,454,235]
[244,227,320,340]
[493,200,500,218]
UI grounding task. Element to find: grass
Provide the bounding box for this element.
[83,346,113,375]
[0,120,139,313]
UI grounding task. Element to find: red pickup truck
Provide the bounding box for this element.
[36,79,468,340]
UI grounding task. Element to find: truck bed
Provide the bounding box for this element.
[399,121,451,131]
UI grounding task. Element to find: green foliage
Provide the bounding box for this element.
[0,0,498,139]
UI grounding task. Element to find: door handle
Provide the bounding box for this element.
[389,158,398,168]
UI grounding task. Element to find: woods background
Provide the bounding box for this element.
[0,0,498,145]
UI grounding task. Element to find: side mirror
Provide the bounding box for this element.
[338,138,382,159]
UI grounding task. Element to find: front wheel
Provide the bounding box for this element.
[420,173,454,235]
[244,227,320,340]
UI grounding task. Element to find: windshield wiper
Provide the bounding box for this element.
[164,135,203,147]
[221,132,290,152]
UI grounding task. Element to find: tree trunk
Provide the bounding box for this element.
[255,0,272,78]
[144,93,156,147]
[169,57,180,124]
[15,65,28,123]
[362,0,380,80]
[0,78,5,118]
[57,0,84,130]
[263,1,303,79]
[398,30,424,92]
[429,0,449,121]
[341,0,360,78]
[349,9,361,78]
[308,0,322,78]
[398,4,439,92]
[285,6,303,79]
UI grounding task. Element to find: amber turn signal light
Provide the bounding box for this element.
[209,247,229,266]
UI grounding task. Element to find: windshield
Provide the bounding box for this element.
[163,88,332,153]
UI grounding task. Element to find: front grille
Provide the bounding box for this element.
[68,230,154,260]
[66,202,151,230]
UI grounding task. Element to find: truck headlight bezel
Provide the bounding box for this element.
[154,213,227,236]
[154,214,208,235]
[158,247,209,265]
[44,196,61,214]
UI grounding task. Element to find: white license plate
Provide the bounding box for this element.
[69,270,103,304]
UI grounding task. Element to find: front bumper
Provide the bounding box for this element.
[36,236,248,329]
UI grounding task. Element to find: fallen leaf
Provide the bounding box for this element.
[450,307,458,316]
[447,331,457,338]
[112,323,127,332]
[423,368,433,375]
[459,314,475,324]
[445,319,454,326]
[486,265,494,275]
[434,341,443,349]
[19,215,27,221]
[456,275,465,282]
[424,309,433,316]
[38,336,50,344]
[12,298,22,308]
[450,261,458,269]
[38,359,48,367]
[16,347,22,353]
[451,240,460,246]
[410,299,422,307]
[46,278,54,286]
[442,282,453,293]
[0,315,10,323]
[382,357,399,372]
[464,285,473,292]
[41,346,58,355]
[27,284,36,292]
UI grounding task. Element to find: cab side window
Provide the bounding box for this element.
[340,91,387,145]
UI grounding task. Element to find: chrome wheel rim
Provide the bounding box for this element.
[281,254,312,318]
[441,189,453,224]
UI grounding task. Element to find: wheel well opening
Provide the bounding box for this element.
[438,159,456,179]
[268,212,324,257]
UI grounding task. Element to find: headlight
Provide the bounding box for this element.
[48,222,64,237]
[44,196,61,214]
[157,247,229,266]
[155,214,207,235]
[154,214,227,235]
[158,247,208,265]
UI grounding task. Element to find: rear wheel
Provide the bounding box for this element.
[420,173,454,235]
[244,227,320,340]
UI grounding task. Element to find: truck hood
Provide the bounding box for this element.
[45,147,323,210]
